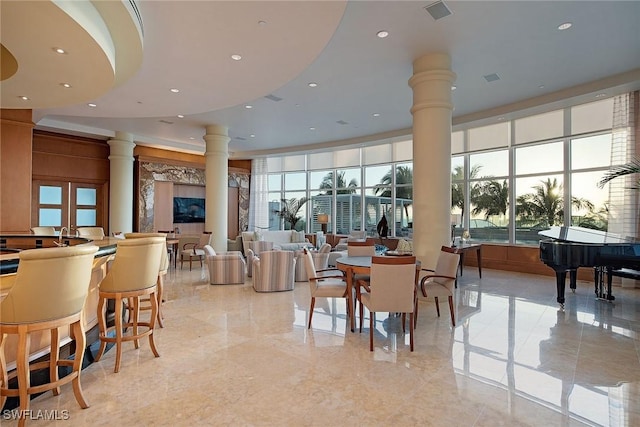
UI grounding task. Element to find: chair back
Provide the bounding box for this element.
[318,243,331,254]
[302,249,317,280]
[198,232,213,248]
[124,232,169,273]
[368,256,416,312]
[77,227,105,240]
[347,240,375,257]
[30,226,56,235]
[0,245,99,323]
[100,237,164,293]
[434,249,460,290]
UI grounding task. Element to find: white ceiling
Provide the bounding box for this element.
[2,1,640,158]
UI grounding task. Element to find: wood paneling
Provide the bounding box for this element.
[153,181,173,231]
[0,109,34,233]
[134,146,205,166]
[228,186,239,239]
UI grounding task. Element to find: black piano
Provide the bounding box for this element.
[539,226,640,307]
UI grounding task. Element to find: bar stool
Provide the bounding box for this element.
[0,245,99,427]
[94,236,164,373]
[124,232,169,327]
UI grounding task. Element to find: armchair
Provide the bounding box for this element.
[415,246,460,327]
[334,230,367,251]
[179,232,212,270]
[252,250,296,292]
[203,245,246,285]
[294,246,330,282]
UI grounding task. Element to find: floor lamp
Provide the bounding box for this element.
[317,214,329,234]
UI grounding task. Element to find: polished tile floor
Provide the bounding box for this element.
[9,265,640,426]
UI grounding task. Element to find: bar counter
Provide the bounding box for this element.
[0,235,119,371]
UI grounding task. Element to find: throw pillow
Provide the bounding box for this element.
[254,230,263,241]
[397,239,413,252]
[291,230,305,243]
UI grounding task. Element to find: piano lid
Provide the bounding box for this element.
[538,226,637,244]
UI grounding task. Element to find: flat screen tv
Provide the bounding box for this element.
[173,197,205,223]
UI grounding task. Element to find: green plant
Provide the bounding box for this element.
[273,197,308,230]
[597,157,640,190]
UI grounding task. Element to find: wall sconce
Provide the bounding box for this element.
[317,214,329,234]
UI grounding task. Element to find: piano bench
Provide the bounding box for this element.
[610,268,640,281]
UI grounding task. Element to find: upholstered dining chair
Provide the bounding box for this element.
[124,232,170,327]
[295,247,330,282]
[355,255,417,351]
[0,245,99,425]
[252,250,296,292]
[302,248,348,329]
[30,226,56,235]
[94,236,164,373]
[203,244,246,285]
[347,240,376,257]
[76,226,105,240]
[414,246,460,327]
[180,232,212,270]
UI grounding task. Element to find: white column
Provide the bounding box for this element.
[108,132,135,234]
[408,53,456,267]
[203,125,229,253]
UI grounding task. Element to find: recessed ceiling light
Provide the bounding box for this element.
[61,83,71,88]
[170,88,179,93]
[177,114,184,118]
[18,96,29,101]
[308,82,318,88]
[245,105,253,109]
[250,134,255,138]
[53,48,66,54]
[558,22,572,30]
[372,113,380,117]
[231,54,242,61]
[538,85,545,89]
[451,85,457,90]
[309,127,316,131]
[258,20,267,26]
[88,103,97,107]
[189,137,195,140]
[595,93,607,98]
[376,30,389,38]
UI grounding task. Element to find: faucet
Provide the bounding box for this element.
[56,227,68,246]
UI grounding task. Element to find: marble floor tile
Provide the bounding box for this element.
[4,266,639,426]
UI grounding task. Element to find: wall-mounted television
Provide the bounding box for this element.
[173,197,205,223]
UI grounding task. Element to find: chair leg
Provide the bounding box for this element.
[0,333,7,409]
[369,312,374,351]
[308,297,315,329]
[414,300,419,329]
[94,295,108,362]
[409,313,414,351]
[114,295,124,373]
[70,320,89,408]
[156,274,165,328]
[132,296,140,350]
[17,329,30,427]
[148,290,160,358]
[448,296,456,327]
[50,327,61,396]
[359,301,364,333]
[434,296,441,317]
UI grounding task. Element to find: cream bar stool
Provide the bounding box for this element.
[124,232,169,327]
[0,245,99,427]
[94,236,164,373]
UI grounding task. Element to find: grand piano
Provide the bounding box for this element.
[539,226,640,307]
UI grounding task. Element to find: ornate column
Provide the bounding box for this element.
[203,125,230,253]
[108,131,135,234]
[408,53,456,267]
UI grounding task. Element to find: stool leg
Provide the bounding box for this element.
[132,296,140,350]
[70,320,89,408]
[94,295,108,362]
[50,327,61,396]
[156,274,165,328]
[114,295,124,373]
[17,327,30,427]
[148,290,160,358]
[0,333,8,409]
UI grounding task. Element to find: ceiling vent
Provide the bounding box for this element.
[483,73,501,82]
[424,1,452,21]
[158,119,173,124]
[264,94,283,102]
[336,120,348,125]
[235,136,247,141]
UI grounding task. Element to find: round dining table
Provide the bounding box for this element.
[336,255,421,332]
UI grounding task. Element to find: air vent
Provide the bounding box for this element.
[235,136,247,141]
[336,120,349,125]
[424,1,452,21]
[158,119,173,124]
[264,94,283,102]
[483,73,500,82]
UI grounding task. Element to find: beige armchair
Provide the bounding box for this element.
[334,230,367,251]
[252,250,296,292]
[179,232,212,270]
[415,247,460,327]
[203,245,246,285]
[0,245,99,422]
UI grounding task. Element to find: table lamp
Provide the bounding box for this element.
[317,214,329,234]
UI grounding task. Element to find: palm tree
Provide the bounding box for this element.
[472,179,509,218]
[516,178,594,227]
[374,166,413,218]
[273,197,308,230]
[320,171,357,195]
[597,157,640,190]
[451,164,482,222]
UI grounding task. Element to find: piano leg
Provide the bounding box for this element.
[569,270,577,292]
[604,266,616,301]
[555,270,567,307]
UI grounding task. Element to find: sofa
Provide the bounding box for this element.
[242,230,313,253]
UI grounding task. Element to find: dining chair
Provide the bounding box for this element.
[347,240,375,257]
[302,248,348,329]
[180,232,212,270]
[0,245,99,425]
[355,255,417,351]
[415,246,460,327]
[76,226,105,240]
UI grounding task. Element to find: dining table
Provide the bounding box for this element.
[336,255,421,332]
